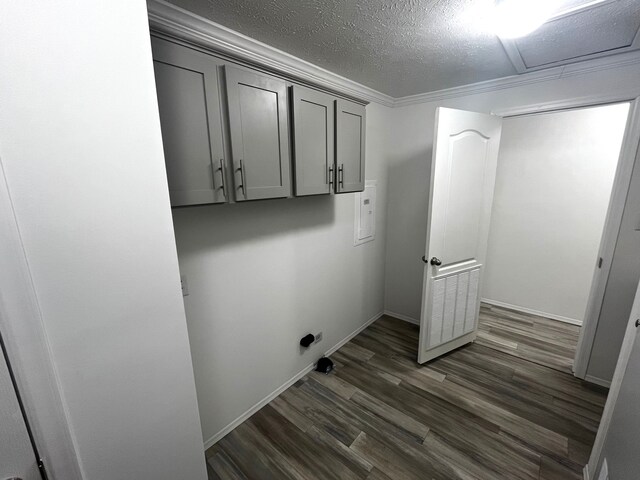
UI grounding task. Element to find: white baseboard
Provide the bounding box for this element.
[202,310,384,450]
[383,310,420,325]
[585,374,612,389]
[481,298,583,326]
[202,362,315,450]
[324,311,385,357]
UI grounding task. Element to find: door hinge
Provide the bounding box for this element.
[38,458,49,480]
[598,257,604,268]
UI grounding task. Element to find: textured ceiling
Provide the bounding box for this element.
[167,0,640,97]
[515,0,640,69]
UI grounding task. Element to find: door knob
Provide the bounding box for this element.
[636,319,640,328]
[421,256,443,266]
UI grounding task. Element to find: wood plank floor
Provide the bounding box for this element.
[477,303,580,374]
[206,309,607,480]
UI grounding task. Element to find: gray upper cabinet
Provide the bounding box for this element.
[336,99,366,193]
[225,66,291,201]
[291,85,335,196]
[151,37,227,206]
[150,35,367,206]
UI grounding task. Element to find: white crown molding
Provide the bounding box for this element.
[147,0,640,110]
[492,89,640,117]
[393,49,640,107]
[146,0,395,107]
[394,68,562,107]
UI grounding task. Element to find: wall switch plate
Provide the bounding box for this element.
[180,275,189,297]
[314,332,323,344]
[354,181,377,246]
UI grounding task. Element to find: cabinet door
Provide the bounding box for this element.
[152,37,227,206]
[225,66,291,201]
[292,85,335,196]
[336,99,366,193]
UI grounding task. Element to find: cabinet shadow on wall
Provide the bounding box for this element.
[171,194,337,253]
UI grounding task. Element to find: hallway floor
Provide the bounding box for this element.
[477,303,579,374]
[206,310,607,480]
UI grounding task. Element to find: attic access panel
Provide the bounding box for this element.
[500,0,640,73]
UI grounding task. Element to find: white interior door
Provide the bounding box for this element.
[418,107,502,363]
[0,335,41,480]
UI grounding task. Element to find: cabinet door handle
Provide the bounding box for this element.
[338,164,344,189]
[328,165,334,190]
[236,160,246,197]
[218,159,226,199]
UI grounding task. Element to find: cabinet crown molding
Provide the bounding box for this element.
[147,0,640,109]
[147,0,393,107]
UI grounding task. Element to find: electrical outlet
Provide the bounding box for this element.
[314,332,323,344]
[180,275,189,297]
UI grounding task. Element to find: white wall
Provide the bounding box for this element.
[483,104,629,323]
[384,62,640,382]
[173,102,390,444]
[0,2,207,479]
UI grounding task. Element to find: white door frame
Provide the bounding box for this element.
[0,158,82,479]
[493,92,640,382]
[584,279,640,480]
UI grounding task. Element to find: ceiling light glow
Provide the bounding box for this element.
[492,0,556,38]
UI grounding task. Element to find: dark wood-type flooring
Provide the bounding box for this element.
[477,303,579,374]
[206,305,607,480]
